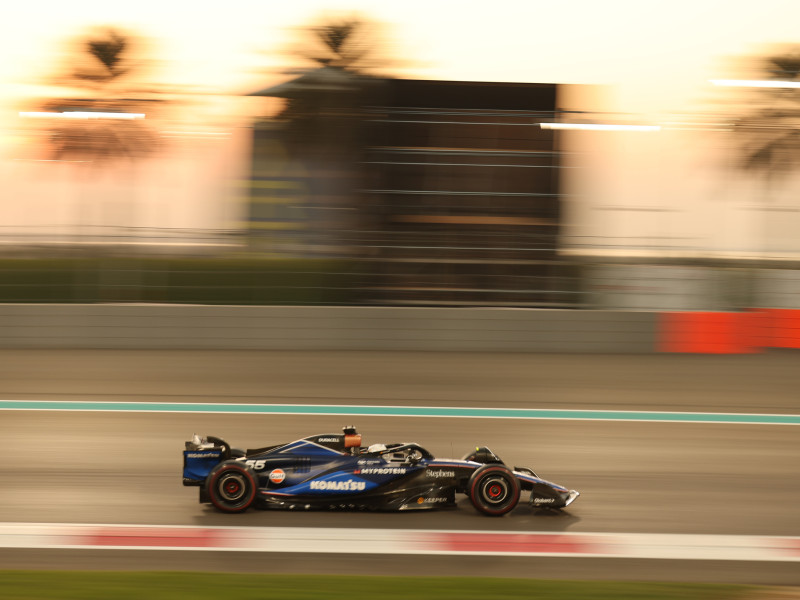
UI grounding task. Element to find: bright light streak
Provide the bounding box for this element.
[540,123,661,132]
[710,79,800,89]
[19,112,146,120]
[161,131,230,136]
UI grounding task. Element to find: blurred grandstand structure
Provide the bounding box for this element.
[3,64,800,311]
[248,75,574,307]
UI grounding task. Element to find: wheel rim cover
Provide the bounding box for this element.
[482,477,509,504]
[219,473,247,501]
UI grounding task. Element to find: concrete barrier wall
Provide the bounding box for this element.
[587,265,727,311]
[0,305,659,353]
[755,269,800,309]
[588,265,800,312]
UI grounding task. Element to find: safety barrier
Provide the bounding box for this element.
[658,309,800,354]
[0,305,657,352]
[0,304,797,353]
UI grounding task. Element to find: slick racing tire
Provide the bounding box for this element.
[207,460,257,513]
[468,464,520,516]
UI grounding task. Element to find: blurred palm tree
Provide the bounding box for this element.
[730,48,800,188]
[41,28,160,164]
[75,29,131,84]
[28,28,167,246]
[264,16,389,148]
[297,17,376,71]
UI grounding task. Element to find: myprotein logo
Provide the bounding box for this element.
[269,469,286,484]
[359,468,407,475]
[309,479,366,492]
[426,470,455,479]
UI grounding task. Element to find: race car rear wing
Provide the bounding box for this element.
[182,434,226,486]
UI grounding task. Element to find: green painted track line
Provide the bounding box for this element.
[0,400,798,425]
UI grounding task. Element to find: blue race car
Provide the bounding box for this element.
[183,426,579,516]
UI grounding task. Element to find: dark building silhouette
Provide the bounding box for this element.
[249,75,574,307]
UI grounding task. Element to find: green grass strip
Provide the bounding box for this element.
[0,572,756,600]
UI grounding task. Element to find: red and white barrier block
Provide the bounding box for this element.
[0,524,798,562]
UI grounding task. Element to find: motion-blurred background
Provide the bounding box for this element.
[1,1,798,314]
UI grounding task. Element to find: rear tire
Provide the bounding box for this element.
[468,464,520,516]
[207,461,257,513]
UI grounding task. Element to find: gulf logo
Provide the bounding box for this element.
[269,469,286,484]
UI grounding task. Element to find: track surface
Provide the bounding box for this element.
[1,350,798,582]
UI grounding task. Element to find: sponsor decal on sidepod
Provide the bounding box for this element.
[358,468,407,475]
[310,480,366,491]
[426,470,455,478]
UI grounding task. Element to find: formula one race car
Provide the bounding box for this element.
[182,426,579,516]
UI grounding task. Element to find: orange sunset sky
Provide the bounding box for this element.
[0,0,797,258]
[0,0,796,120]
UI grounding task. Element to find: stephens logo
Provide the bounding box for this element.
[269,469,286,484]
[426,470,455,479]
[309,479,366,492]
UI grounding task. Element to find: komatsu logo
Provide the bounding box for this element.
[426,470,455,478]
[309,480,366,491]
[186,452,219,458]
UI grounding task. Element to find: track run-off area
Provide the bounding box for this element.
[0,350,798,583]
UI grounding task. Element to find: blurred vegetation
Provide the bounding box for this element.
[272,16,386,160]
[296,16,378,71]
[727,46,800,186]
[0,258,362,305]
[38,27,162,163]
[0,572,757,600]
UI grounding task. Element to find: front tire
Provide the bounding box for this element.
[206,461,257,513]
[468,464,520,516]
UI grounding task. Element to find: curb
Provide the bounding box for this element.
[0,524,797,562]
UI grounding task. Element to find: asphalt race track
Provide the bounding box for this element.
[0,350,798,583]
